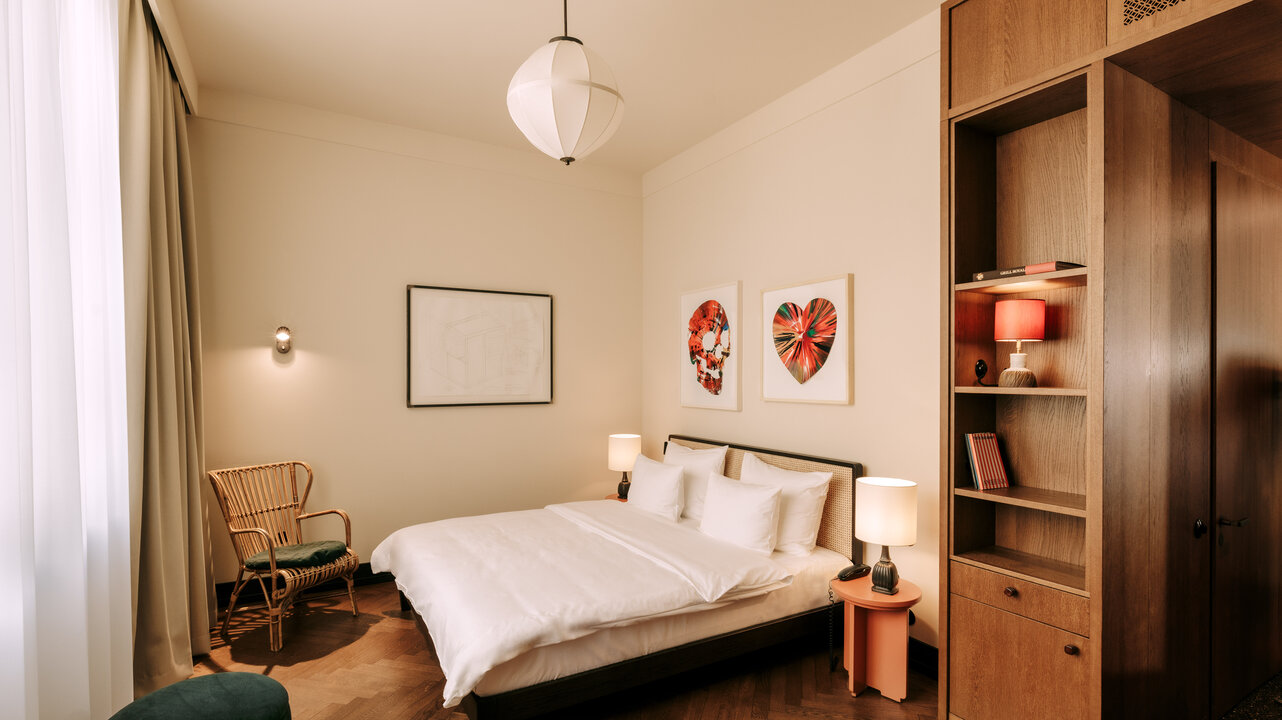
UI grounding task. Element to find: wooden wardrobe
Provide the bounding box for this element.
[939,1,1282,718]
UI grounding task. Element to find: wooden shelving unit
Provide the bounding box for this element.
[954,267,1088,295]
[953,486,1087,518]
[954,386,1087,396]
[940,0,1267,717]
[951,547,1088,595]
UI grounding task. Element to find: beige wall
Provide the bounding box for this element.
[190,93,643,581]
[639,12,943,643]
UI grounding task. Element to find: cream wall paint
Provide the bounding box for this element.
[189,95,642,581]
[640,11,943,643]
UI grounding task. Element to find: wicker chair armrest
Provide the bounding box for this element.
[229,527,278,574]
[297,508,352,547]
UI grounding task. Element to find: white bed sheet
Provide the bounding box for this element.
[371,500,796,707]
[473,542,849,696]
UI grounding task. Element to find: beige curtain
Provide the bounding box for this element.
[119,0,216,697]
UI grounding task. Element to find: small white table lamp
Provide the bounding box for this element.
[855,477,918,595]
[608,434,641,499]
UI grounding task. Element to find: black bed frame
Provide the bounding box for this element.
[402,435,863,720]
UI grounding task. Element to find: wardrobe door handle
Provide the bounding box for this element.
[1194,518,1208,538]
[1064,644,1080,656]
[1003,586,1019,598]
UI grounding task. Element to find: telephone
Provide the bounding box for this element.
[837,564,870,582]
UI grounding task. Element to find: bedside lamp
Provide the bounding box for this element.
[994,299,1045,388]
[856,477,917,595]
[608,433,641,499]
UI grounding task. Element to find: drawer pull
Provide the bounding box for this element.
[1003,586,1019,598]
[1064,644,1079,656]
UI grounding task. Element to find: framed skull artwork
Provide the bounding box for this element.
[680,282,741,411]
[761,274,852,404]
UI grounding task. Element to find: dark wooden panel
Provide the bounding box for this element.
[1109,0,1282,159]
[951,394,996,499]
[949,595,1090,720]
[953,291,996,388]
[949,0,1106,109]
[995,109,1090,270]
[953,123,997,282]
[1100,62,1212,719]
[1212,162,1282,717]
[1211,120,1282,190]
[952,495,997,559]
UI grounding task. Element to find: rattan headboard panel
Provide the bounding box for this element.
[666,435,862,562]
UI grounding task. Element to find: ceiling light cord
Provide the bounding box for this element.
[550,0,581,45]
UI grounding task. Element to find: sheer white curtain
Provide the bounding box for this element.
[0,0,134,718]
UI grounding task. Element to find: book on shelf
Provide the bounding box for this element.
[964,432,1009,490]
[971,261,1083,282]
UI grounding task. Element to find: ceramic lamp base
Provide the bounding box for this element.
[998,352,1038,388]
[617,472,631,499]
[871,545,900,595]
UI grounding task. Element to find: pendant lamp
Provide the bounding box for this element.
[507,0,624,165]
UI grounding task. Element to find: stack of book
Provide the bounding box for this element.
[964,432,1009,490]
[971,260,1083,282]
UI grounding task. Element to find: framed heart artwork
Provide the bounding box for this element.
[680,282,741,411]
[761,274,852,404]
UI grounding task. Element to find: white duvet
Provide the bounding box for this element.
[369,500,793,707]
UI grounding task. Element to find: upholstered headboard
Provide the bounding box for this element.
[665,434,863,563]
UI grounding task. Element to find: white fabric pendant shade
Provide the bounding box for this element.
[508,39,624,163]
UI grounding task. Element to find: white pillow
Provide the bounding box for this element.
[698,473,782,555]
[739,452,832,555]
[663,442,729,521]
[627,454,684,522]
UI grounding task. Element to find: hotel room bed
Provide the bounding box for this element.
[373,435,863,720]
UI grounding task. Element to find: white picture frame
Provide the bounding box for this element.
[407,285,552,407]
[761,274,852,404]
[680,282,741,411]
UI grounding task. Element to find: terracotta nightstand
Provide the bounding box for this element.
[830,575,921,702]
[605,494,627,502]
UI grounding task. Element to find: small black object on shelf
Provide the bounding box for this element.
[974,358,994,386]
[837,564,870,582]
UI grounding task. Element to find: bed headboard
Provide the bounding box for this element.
[665,434,863,563]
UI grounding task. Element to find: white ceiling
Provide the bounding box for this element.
[170,1,940,174]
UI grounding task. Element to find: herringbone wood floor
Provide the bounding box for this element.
[193,582,938,719]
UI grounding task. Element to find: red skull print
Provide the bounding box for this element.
[688,300,730,395]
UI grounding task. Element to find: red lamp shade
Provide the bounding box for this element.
[994,299,1045,342]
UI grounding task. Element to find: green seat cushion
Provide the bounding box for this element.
[110,672,290,720]
[245,539,347,570]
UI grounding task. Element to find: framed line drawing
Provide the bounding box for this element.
[761,274,852,404]
[680,282,741,411]
[407,285,552,407]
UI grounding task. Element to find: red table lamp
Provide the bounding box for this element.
[994,299,1045,387]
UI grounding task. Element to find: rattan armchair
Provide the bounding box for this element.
[207,460,359,651]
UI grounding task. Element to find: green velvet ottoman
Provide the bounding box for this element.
[110,672,290,720]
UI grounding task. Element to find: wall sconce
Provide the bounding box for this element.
[274,326,292,354]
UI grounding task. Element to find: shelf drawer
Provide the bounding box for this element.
[951,561,1088,636]
[950,594,1090,720]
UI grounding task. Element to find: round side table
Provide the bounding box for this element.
[830,575,922,702]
